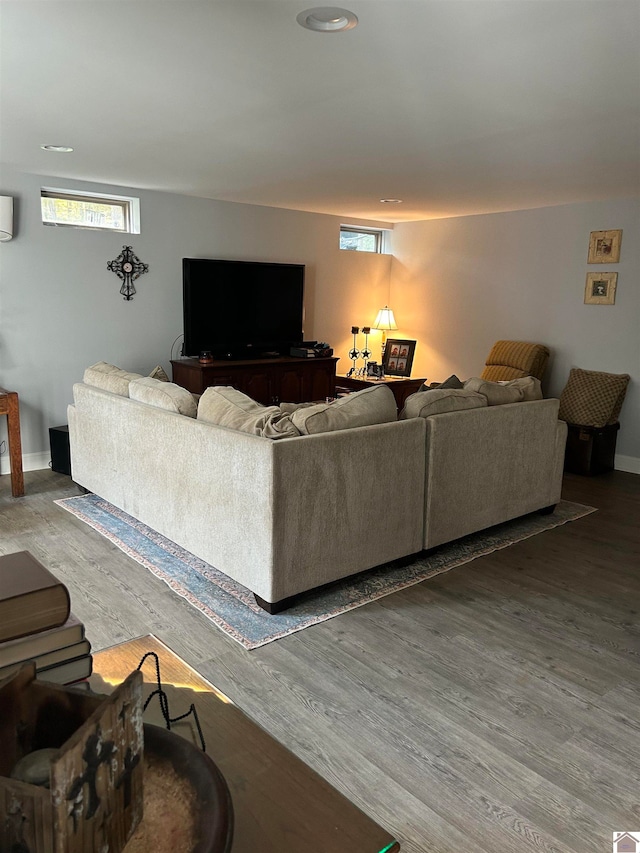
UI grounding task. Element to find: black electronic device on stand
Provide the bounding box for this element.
[290,342,333,358]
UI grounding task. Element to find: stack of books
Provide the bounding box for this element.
[0,551,92,685]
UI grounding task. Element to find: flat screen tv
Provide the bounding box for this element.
[182,258,305,359]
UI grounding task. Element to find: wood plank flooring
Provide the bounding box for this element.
[1,468,638,853]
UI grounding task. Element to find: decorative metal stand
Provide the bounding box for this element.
[347,326,361,377]
[347,326,383,378]
[361,326,371,371]
[136,650,206,752]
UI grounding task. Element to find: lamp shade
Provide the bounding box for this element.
[0,196,13,241]
[373,306,397,331]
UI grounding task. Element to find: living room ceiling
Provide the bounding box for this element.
[1,1,639,223]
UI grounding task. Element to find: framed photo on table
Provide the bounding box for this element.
[383,339,416,377]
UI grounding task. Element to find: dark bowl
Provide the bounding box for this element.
[125,723,233,853]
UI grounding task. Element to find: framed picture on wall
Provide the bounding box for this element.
[584,272,617,305]
[383,339,416,376]
[588,230,622,264]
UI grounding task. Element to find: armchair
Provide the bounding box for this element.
[481,340,550,382]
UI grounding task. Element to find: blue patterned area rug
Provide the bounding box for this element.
[55,495,595,650]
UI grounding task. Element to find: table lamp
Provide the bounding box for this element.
[373,306,397,361]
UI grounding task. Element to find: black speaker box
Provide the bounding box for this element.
[49,424,71,476]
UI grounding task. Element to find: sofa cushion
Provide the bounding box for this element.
[559,367,630,427]
[279,401,319,414]
[498,376,543,401]
[197,386,301,439]
[83,362,144,396]
[400,388,487,419]
[463,377,524,405]
[129,377,197,418]
[290,384,397,435]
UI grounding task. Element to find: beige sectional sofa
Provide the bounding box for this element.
[68,364,567,612]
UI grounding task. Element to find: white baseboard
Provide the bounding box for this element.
[615,454,640,474]
[0,451,52,475]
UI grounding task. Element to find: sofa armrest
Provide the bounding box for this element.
[422,398,565,549]
[265,417,427,602]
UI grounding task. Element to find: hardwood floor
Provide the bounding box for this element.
[1,468,638,853]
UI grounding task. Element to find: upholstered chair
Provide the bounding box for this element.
[481,340,550,382]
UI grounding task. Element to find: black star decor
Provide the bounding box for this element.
[107,246,149,300]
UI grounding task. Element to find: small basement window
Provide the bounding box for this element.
[41,188,140,233]
[340,226,384,253]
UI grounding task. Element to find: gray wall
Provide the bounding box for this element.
[1,169,638,473]
[391,197,640,469]
[0,168,392,468]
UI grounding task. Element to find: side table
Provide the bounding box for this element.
[336,374,426,410]
[0,388,24,497]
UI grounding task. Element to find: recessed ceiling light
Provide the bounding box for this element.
[380,198,403,204]
[40,145,74,153]
[296,7,358,32]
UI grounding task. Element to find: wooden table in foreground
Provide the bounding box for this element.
[90,635,400,853]
[0,387,24,497]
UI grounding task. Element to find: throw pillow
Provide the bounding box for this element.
[129,377,197,418]
[149,364,170,382]
[290,384,397,435]
[559,368,630,427]
[420,374,463,391]
[463,377,524,406]
[83,362,144,397]
[197,387,301,439]
[400,388,487,420]
[497,376,543,402]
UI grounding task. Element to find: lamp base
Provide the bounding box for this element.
[380,332,388,363]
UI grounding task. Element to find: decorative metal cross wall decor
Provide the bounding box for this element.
[107,245,149,300]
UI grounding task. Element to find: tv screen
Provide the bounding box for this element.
[183,258,305,359]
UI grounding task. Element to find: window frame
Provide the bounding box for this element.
[40,187,141,234]
[339,225,385,254]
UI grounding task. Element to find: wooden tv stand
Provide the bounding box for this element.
[171,356,338,405]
